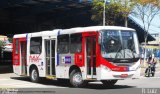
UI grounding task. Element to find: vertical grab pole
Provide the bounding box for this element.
[50,40,52,75]
[91,37,93,78]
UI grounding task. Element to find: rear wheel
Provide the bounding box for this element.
[69,70,86,87]
[30,68,39,83]
[151,73,155,77]
[101,80,117,87]
[146,67,152,77]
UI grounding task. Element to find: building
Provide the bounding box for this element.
[0,0,155,43]
[141,33,160,58]
[149,33,160,46]
[0,35,8,41]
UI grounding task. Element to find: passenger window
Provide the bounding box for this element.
[30,37,42,54]
[70,33,82,53]
[57,34,69,53]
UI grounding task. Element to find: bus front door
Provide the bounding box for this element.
[45,39,55,76]
[86,36,96,79]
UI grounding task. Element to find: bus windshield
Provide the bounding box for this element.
[101,30,139,63]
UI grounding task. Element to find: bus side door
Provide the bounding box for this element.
[83,32,98,79]
[13,38,27,76]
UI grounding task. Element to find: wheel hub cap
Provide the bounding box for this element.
[32,70,37,80]
[73,74,82,83]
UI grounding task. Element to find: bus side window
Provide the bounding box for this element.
[57,34,69,54]
[70,33,82,53]
[30,37,42,54]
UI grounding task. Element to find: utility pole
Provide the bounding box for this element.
[103,0,106,26]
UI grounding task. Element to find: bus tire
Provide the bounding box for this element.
[30,68,39,83]
[101,80,117,87]
[69,70,86,87]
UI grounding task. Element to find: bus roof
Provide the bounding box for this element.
[60,26,135,35]
[14,26,135,38]
[14,29,60,38]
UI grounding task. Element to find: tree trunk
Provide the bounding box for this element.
[143,35,148,67]
[125,16,128,27]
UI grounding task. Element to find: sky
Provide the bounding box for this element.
[105,0,160,34]
[129,13,160,34]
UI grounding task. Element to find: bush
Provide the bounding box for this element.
[0,40,5,48]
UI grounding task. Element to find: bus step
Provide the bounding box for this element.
[46,75,56,80]
[20,74,27,76]
[86,78,97,80]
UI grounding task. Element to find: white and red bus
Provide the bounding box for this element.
[13,26,140,87]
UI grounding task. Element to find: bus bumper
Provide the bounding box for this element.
[99,66,141,80]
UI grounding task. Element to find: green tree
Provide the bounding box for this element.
[0,40,5,51]
[91,0,135,26]
[8,37,13,43]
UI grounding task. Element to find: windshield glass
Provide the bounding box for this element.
[101,30,139,63]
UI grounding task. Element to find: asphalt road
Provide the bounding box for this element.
[0,65,160,94]
[0,73,160,94]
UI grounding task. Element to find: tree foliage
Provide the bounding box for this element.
[0,40,5,48]
[8,37,13,43]
[134,0,160,6]
[91,0,135,26]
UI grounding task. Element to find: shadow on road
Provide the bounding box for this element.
[83,84,134,89]
[0,65,13,74]
[10,77,135,89]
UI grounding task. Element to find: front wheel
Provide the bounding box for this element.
[69,70,86,87]
[101,80,118,87]
[145,67,152,77]
[30,68,40,83]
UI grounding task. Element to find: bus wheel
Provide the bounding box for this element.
[70,70,86,87]
[30,68,39,83]
[101,80,117,87]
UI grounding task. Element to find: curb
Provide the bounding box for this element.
[140,76,160,79]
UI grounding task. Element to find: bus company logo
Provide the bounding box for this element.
[62,56,71,64]
[29,55,42,62]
